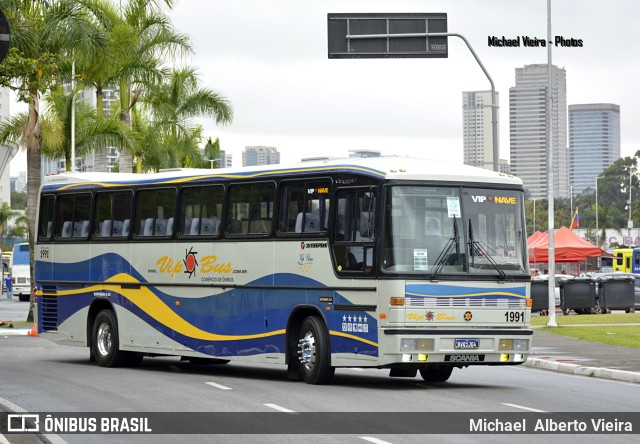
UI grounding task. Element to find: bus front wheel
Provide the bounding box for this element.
[92,310,139,367]
[297,316,334,385]
[419,366,453,383]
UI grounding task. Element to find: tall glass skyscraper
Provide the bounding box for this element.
[569,104,620,196]
[462,90,499,171]
[509,64,568,199]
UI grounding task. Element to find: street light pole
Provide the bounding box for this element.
[533,198,536,232]
[595,175,603,246]
[570,185,573,226]
[622,166,633,244]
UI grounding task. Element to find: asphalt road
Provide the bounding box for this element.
[1,298,639,443]
[1,334,640,444]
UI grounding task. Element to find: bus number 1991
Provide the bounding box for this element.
[505,311,525,323]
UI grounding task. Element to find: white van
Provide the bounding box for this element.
[11,243,30,302]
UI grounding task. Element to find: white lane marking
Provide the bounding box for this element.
[205,381,233,390]
[0,434,11,444]
[0,396,69,444]
[360,437,393,444]
[501,402,547,413]
[264,403,296,413]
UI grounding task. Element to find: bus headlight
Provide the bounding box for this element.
[400,338,434,351]
[499,339,529,351]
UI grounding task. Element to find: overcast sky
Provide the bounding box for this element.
[10,0,640,173]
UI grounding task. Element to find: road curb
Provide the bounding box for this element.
[0,328,30,336]
[525,358,640,384]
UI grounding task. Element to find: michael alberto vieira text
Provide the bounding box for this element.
[470,418,632,433]
[488,35,583,47]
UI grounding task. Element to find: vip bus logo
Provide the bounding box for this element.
[183,247,199,278]
[471,195,516,205]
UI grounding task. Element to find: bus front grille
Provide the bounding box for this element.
[406,296,525,309]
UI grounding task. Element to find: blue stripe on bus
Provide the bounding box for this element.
[36,257,379,357]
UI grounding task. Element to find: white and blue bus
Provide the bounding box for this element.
[34,156,532,384]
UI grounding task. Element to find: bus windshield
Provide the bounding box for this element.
[382,185,527,276]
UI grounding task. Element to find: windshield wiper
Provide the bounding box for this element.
[468,220,508,280]
[432,216,460,279]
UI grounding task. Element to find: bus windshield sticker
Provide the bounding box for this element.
[414,249,428,271]
[446,197,461,218]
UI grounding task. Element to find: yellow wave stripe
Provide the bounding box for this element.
[42,273,378,347]
[110,273,284,341]
[330,330,379,348]
[405,291,526,299]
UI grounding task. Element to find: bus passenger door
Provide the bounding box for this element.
[331,188,376,274]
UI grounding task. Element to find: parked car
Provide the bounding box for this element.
[532,274,575,307]
[590,272,640,312]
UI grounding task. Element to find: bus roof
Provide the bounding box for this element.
[41,156,523,191]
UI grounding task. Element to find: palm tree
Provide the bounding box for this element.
[0,202,18,249]
[75,0,192,172]
[42,86,136,171]
[0,0,108,242]
[142,67,232,170]
[7,214,29,241]
[203,137,221,169]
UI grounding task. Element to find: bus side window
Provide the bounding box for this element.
[55,193,91,239]
[95,191,133,238]
[38,195,55,241]
[135,188,176,238]
[227,182,274,236]
[279,180,331,234]
[179,185,223,236]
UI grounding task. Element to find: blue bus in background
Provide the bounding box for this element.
[11,243,31,301]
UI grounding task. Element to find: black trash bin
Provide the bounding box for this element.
[560,278,597,315]
[530,279,550,313]
[597,275,635,313]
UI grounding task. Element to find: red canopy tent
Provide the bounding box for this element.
[528,226,605,262]
[527,230,545,249]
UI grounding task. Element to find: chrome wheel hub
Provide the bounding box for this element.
[97,322,112,356]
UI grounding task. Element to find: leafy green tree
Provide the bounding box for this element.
[142,67,232,170]
[10,192,27,210]
[203,137,221,168]
[0,0,108,242]
[42,86,136,171]
[7,213,28,240]
[0,202,18,249]
[92,0,192,172]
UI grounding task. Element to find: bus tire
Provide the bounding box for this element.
[297,316,334,385]
[92,309,129,367]
[419,366,453,383]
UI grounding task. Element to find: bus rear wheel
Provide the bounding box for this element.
[419,366,453,383]
[297,316,334,385]
[92,309,140,367]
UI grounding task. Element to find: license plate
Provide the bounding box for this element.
[454,338,479,350]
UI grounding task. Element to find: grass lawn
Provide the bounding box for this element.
[531,312,640,326]
[0,321,33,329]
[532,313,640,348]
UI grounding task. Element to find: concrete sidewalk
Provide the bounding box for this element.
[526,329,640,384]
